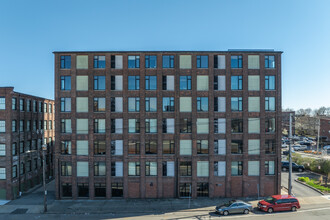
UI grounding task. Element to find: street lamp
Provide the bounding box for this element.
[37,129,47,213]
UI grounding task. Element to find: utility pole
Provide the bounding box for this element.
[288,113,293,195]
[317,117,320,153]
[42,130,47,213]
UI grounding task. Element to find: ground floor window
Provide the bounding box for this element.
[179,183,191,198]
[111,182,123,197]
[78,183,89,197]
[62,183,72,197]
[94,183,106,197]
[197,183,209,197]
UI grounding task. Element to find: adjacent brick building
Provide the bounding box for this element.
[320,118,330,141]
[54,50,282,199]
[0,87,55,200]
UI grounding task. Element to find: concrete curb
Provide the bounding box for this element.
[294,178,325,195]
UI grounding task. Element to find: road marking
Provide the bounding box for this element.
[322,195,330,200]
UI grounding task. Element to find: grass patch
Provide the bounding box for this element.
[298,177,330,193]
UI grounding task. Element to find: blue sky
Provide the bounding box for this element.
[0,0,329,110]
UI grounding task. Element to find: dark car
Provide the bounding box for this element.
[258,195,300,213]
[281,161,304,172]
[215,200,252,216]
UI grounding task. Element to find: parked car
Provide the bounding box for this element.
[258,195,300,213]
[215,200,252,216]
[282,149,295,155]
[292,145,303,151]
[282,144,289,148]
[281,161,305,172]
[323,145,330,150]
[299,145,308,151]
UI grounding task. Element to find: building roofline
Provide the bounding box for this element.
[53,50,283,54]
[0,87,54,101]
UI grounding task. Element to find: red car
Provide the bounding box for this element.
[258,195,300,213]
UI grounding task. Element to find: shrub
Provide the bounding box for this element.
[298,177,310,182]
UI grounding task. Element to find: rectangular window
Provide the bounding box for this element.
[145,140,157,154]
[110,140,123,155]
[214,118,226,134]
[60,55,71,69]
[179,183,191,197]
[162,118,175,133]
[214,75,225,91]
[248,75,260,91]
[197,118,209,134]
[231,140,243,154]
[76,55,88,69]
[265,97,276,111]
[145,55,157,68]
[0,144,5,156]
[145,76,157,90]
[12,120,16,132]
[94,119,106,133]
[12,165,17,178]
[128,119,140,133]
[111,55,123,69]
[77,161,89,177]
[214,161,226,176]
[93,56,105,68]
[196,55,208,68]
[128,76,140,90]
[180,118,192,133]
[214,97,226,112]
[0,168,5,179]
[214,55,226,69]
[111,183,123,197]
[94,140,106,155]
[94,76,106,90]
[180,76,191,90]
[145,97,157,112]
[179,162,192,176]
[162,55,174,68]
[44,103,47,113]
[77,183,89,197]
[162,97,174,112]
[265,161,275,175]
[110,97,123,112]
[128,97,140,112]
[197,161,209,177]
[61,141,71,155]
[248,55,260,69]
[76,75,88,91]
[111,75,123,90]
[145,162,157,176]
[180,97,192,112]
[0,97,5,110]
[111,162,123,177]
[61,162,72,176]
[60,76,71,90]
[265,118,276,133]
[197,97,208,112]
[231,55,243,68]
[111,119,123,134]
[163,140,175,154]
[248,139,260,155]
[265,55,275,69]
[60,119,72,133]
[180,140,192,155]
[231,161,243,176]
[231,119,243,133]
[162,75,174,90]
[197,140,208,154]
[145,119,157,133]
[265,76,275,90]
[49,121,52,130]
[231,76,243,90]
[26,160,32,172]
[162,161,174,177]
[248,97,260,112]
[94,183,106,197]
[248,161,260,176]
[128,55,140,68]
[93,97,106,112]
[179,55,192,69]
[12,98,17,110]
[0,121,5,132]
[76,140,88,155]
[33,100,37,112]
[49,103,52,113]
[128,140,140,154]
[26,100,31,112]
[128,162,140,176]
[76,119,88,134]
[60,98,71,112]
[231,97,242,111]
[248,118,260,133]
[12,143,17,155]
[214,140,226,155]
[197,183,209,197]
[20,99,24,111]
[20,162,25,175]
[94,162,106,176]
[265,139,275,154]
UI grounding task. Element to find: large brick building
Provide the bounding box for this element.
[54,50,282,199]
[320,118,330,141]
[0,87,55,200]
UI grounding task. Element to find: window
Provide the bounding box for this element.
[265,117,276,132]
[112,183,123,197]
[196,55,208,68]
[12,98,17,110]
[248,97,260,112]
[111,162,123,177]
[94,183,106,197]
[0,97,5,110]
[93,119,106,133]
[180,76,191,90]
[33,100,37,112]
[145,97,157,112]
[60,55,71,69]
[26,160,32,172]
[31,140,36,150]
[128,76,140,90]
[265,161,275,175]
[110,97,123,112]
[265,97,275,111]
[162,118,175,133]
[38,101,43,112]
[128,140,140,154]
[60,119,72,133]
[163,140,175,154]
[231,140,243,154]
[180,162,192,176]
[162,55,174,68]
[20,162,25,175]
[94,140,106,155]
[20,99,24,111]
[76,55,88,69]
[76,140,88,155]
[214,161,226,176]
[231,97,242,111]
[60,76,71,90]
[231,55,243,68]
[12,120,17,132]
[163,97,174,112]
[76,119,88,134]
[231,119,243,133]
[231,76,243,90]
[162,75,174,90]
[111,119,123,134]
[78,183,89,197]
[231,161,243,176]
[180,118,192,133]
[179,183,191,197]
[180,97,192,112]
[179,55,191,69]
[0,168,5,179]
[26,100,31,112]
[248,161,260,176]
[197,183,209,197]
[60,98,71,112]
[214,55,226,69]
[12,165,17,178]
[248,118,260,133]
[214,139,226,155]
[162,161,174,176]
[62,184,72,197]
[110,140,123,155]
[93,97,106,112]
[248,55,260,69]
[94,162,106,176]
[197,140,208,154]
[145,162,157,176]
[265,140,275,154]
[265,55,275,68]
[12,143,17,155]
[145,76,157,90]
[33,121,37,131]
[248,75,260,91]
[94,76,106,90]
[77,161,89,177]
[61,141,71,155]
[43,120,47,131]
[197,161,209,177]
[44,103,47,113]
[214,75,226,91]
[128,162,140,176]
[145,119,157,133]
[0,144,5,156]
[265,76,275,90]
[197,97,208,112]
[128,55,140,68]
[128,97,140,112]
[145,140,157,154]
[93,56,105,68]
[61,162,72,176]
[145,55,157,68]
[111,75,123,90]
[214,118,226,134]
[128,119,140,133]
[248,139,260,155]
[76,97,88,112]
[76,75,88,91]
[180,140,192,155]
[0,121,5,132]
[33,158,38,170]
[197,118,209,134]
[49,104,52,113]
[214,97,226,112]
[111,55,123,69]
